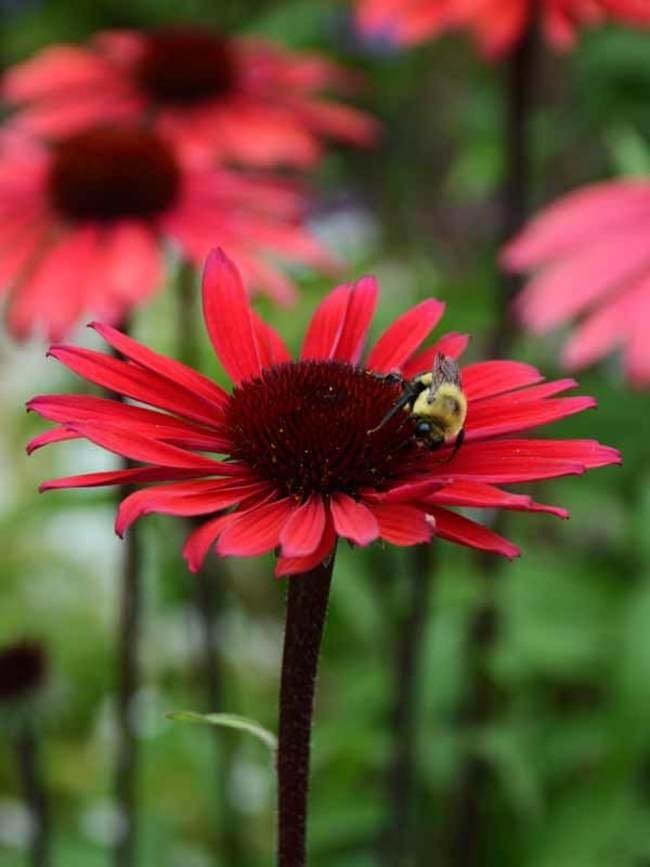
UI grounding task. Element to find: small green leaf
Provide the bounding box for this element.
[165,711,277,752]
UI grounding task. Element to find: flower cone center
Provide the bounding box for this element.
[136,26,236,106]
[227,360,423,498]
[48,128,181,222]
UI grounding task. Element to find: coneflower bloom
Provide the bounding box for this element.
[3,25,378,167]
[502,179,650,387]
[27,249,619,575]
[0,128,333,341]
[356,0,650,58]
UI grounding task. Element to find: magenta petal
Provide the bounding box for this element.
[216,497,295,557]
[116,478,268,537]
[402,332,470,378]
[250,309,292,368]
[26,427,79,454]
[202,248,261,385]
[367,502,434,545]
[275,517,336,577]
[430,507,520,558]
[333,276,378,363]
[91,322,229,410]
[462,360,543,400]
[39,467,205,492]
[47,345,223,428]
[366,298,445,373]
[279,495,327,557]
[183,514,233,573]
[63,421,229,471]
[330,493,379,546]
[301,282,351,360]
[427,481,568,518]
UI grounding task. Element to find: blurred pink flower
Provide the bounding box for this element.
[502,179,650,386]
[0,128,333,340]
[356,0,650,57]
[3,25,379,167]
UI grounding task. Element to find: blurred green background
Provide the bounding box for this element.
[2,1,650,866]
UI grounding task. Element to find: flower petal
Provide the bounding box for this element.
[28,394,230,451]
[462,360,543,401]
[402,332,470,379]
[366,299,446,373]
[367,502,435,545]
[333,276,378,363]
[275,517,337,577]
[250,309,292,368]
[90,322,228,410]
[39,467,204,492]
[435,438,620,483]
[502,181,650,270]
[429,507,520,559]
[301,276,377,363]
[47,345,221,428]
[116,477,268,537]
[216,497,295,557]
[330,492,379,546]
[279,495,327,557]
[183,514,233,573]
[62,421,229,471]
[202,248,261,385]
[426,481,568,518]
[466,395,596,440]
[301,282,351,360]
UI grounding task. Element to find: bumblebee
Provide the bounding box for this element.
[369,353,467,454]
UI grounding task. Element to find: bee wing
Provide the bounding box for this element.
[428,353,461,400]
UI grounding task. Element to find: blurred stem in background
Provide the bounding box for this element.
[448,17,540,867]
[112,316,143,867]
[277,551,336,867]
[380,544,434,867]
[15,722,50,867]
[176,261,243,865]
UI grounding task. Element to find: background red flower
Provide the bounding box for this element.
[2,26,379,166]
[502,179,650,386]
[0,129,333,340]
[356,0,650,57]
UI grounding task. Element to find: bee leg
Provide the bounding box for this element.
[437,428,465,463]
[367,385,418,434]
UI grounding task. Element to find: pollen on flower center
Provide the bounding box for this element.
[48,128,181,222]
[135,26,236,106]
[227,360,424,498]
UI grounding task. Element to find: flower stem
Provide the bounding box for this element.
[15,723,50,867]
[111,315,142,867]
[380,544,433,867]
[277,551,336,867]
[489,10,540,359]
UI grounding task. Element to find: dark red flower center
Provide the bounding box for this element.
[135,26,236,106]
[227,360,425,498]
[0,640,47,704]
[48,128,181,222]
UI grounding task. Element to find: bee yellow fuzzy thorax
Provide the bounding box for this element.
[412,381,467,440]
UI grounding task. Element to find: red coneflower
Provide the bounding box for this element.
[356,0,650,57]
[0,128,333,341]
[3,25,378,167]
[28,249,619,575]
[502,179,650,387]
